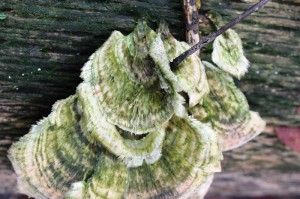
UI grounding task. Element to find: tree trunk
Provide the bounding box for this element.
[0,0,299,196]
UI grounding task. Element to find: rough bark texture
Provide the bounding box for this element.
[0,0,299,196]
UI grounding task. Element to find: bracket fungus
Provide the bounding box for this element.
[9,21,264,199]
[190,61,265,151]
[207,11,250,79]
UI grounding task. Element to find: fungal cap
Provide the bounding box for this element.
[220,111,266,151]
[192,61,265,151]
[77,83,166,168]
[159,23,210,106]
[8,96,99,199]
[212,29,250,79]
[80,28,175,134]
[81,116,222,199]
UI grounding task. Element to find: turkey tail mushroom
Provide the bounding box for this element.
[76,83,166,168]
[68,117,221,199]
[190,61,265,151]
[80,30,176,134]
[158,23,210,107]
[7,16,268,197]
[8,96,99,199]
[207,11,250,79]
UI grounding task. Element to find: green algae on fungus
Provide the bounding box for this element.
[9,96,99,199]
[80,25,182,134]
[9,22,223,199]
[66,117,221,199]
[207,11,249,79]
[190,61,265,151]
[212,29,249,79]
[159,23,210,107]
[76,83,166,168]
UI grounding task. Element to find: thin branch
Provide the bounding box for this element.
[171,0,271,69]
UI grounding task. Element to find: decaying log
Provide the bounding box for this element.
[0,0,299,196]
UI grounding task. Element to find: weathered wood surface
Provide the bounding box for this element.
[209,130,300,197]
[0,0,299,196]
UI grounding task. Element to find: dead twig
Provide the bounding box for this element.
[171,0,271,69]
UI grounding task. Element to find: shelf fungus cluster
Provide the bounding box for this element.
[9,21,265,199]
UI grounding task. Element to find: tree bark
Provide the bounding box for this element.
[0,0,299,196]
